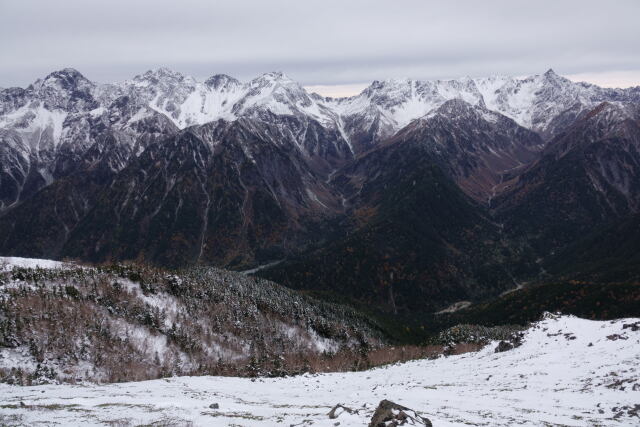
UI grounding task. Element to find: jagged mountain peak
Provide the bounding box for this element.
[473,68,636,133]
[30,67,95,94]
[128,68,198,92]
[360,78,417,103]
[26,67,97,112]
[413,98,501,128]
[247,71,297,89]
[366,77,410,89]
[539,68,574,86]
[254,71,292,82]
[539,68,573,87]
[41,68,92,85]
[204,74,241,90]
[336,78,486,136]
[233,71,327,121]
[136,67,189,82]
[245,71,307,98]
[406,97,535,143]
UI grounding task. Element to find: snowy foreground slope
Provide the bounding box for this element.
[1,315,638,426]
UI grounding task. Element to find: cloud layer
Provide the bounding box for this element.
[1,0,639,88]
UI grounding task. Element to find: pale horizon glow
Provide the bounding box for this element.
[566,70,640,89]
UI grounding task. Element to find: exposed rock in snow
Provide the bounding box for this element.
[369,399,433,426]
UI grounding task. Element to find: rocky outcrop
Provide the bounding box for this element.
[369,400,432,427]
[495,332,525,353]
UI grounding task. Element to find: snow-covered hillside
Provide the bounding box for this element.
[1,314,638,426]
[0,256,69,270]
[0,258,383,384]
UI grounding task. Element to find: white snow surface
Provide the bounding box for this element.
[0,256,69,270]
[1,314,638,426]
[0,103,68,150]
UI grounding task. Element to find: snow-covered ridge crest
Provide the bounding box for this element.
[97,68,337,129]
[2,67,639,140]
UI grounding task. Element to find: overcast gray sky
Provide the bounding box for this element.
[1,0,639,95]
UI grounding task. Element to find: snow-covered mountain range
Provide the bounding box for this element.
[1,67,640,313]
[2,67,638,211]
[2,67,638,160]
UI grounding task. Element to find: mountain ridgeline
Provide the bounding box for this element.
[1,67,640,314]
